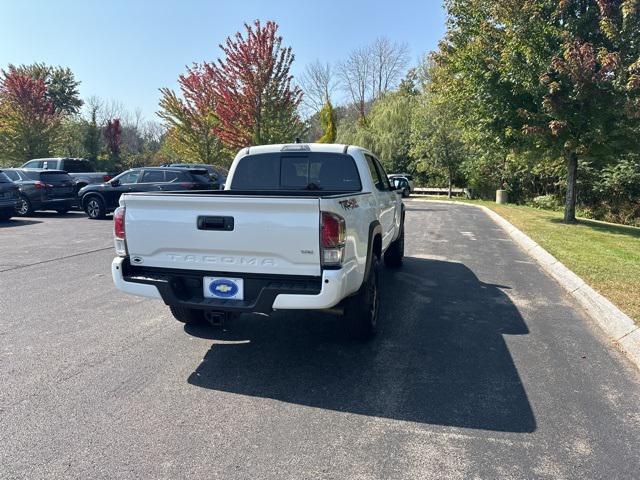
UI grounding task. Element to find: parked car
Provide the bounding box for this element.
[79,167,216,219]
[0,171,20,221]
[111,143,406,339]
[391,177,411,197]
[21,158,114,189]
[388,173,415,191]
[3,169,77,216]
[162,163,228,189]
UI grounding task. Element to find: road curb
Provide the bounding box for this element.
[419,199,640,370]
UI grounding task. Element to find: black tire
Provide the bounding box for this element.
[56,208,69,214]
[84,195,106,219]
[384,220,404,268]
[16,195,33,216]
[343,255,381,340]
[169,305,205,325]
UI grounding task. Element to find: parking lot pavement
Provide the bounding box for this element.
[1,200,640,479]
[0,211,112,271]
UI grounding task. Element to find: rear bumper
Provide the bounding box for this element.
[111,257,353,313]
[0,199,19,211]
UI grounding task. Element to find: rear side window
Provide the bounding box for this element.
[164,171,178,183]
[3,171,21,181]
[141,170,165,183]
[231,152,362,191]
[365,155,384,190]
[24,160,44,168]
[115,170,141,184]
[41,172,73,183]
[189,173,212,184]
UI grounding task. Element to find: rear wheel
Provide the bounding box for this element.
[343,255,381,340]
[384,220,404,268]
[16,196,33,216]
[169,305,205,325]
[84,196,105,219]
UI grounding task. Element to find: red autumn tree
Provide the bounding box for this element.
[212,20,303,149]
[0,67,59,160]
[104,118,122,166]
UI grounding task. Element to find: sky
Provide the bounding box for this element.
[0,0,447,121]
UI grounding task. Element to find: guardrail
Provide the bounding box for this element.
[413,187,471,198]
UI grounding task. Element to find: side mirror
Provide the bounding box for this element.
[110,179,120,187]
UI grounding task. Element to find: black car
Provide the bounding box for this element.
[2,168,77,216]
[163,163,227,189]
[0,171,20,221]
[391,177,411,198]
[78,167,215,219]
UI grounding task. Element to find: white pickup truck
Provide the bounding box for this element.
[111,143,405,339]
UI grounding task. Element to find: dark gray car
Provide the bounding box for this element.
[0,171,20,221]
[3,168,77,216]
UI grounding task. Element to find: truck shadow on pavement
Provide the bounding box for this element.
[186,257,536,433]
[0,219,42,228]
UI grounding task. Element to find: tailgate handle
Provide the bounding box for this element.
[197,216,234,231]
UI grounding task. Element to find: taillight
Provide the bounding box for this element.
[103,175,112,182]
[320,212,346,266]
[113,206,127,257]
[34,181,46,190]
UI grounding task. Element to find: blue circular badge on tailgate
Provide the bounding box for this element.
[209,279,239,298]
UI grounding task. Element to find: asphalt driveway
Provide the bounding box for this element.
[1,201,639,479]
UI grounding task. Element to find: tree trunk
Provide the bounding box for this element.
[563,150,578,224]
[448,177,452,199]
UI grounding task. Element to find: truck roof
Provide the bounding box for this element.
[240,143,366,156]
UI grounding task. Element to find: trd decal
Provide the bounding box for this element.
[339,198,359,210]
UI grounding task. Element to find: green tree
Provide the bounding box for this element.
[317,100,337,143]
[337,89,417,174]
[410,91,466,198]
[83,105,101,163]
[437,0,640,222]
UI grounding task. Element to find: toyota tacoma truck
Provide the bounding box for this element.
[111,144,405,339]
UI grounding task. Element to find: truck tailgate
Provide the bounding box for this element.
[122,194,321,276]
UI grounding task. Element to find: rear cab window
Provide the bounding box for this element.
[230,152,362,192]
[63,159,92,173]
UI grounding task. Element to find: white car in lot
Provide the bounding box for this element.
[111,143,405,339]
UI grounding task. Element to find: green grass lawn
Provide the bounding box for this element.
[419,196,640,324]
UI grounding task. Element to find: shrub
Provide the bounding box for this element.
[531,194,561,211]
